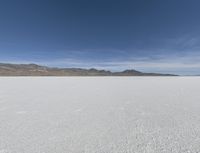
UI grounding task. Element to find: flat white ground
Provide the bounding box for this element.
[0,77,200,153]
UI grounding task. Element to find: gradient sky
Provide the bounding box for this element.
[1,0,200,75]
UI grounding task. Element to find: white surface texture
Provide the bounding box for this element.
[0,77,200,153]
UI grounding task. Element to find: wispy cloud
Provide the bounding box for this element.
[1,35,200,75]
[2,52,200,75]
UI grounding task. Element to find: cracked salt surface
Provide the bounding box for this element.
[0,77,200,153]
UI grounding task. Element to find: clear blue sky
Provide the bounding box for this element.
[0,0,200,75]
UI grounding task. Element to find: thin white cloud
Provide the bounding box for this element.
[1,36,200,75]
[52,53,200,75]
[2,53,199,75]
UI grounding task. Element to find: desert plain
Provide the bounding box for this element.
[0,77,200,153]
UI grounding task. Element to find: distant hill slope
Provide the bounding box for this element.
[0,63,177,76]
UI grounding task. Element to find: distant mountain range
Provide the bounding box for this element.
[0,63,177,76]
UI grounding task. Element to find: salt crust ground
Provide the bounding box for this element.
[0,77,200,153]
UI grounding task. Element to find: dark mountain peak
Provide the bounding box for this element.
[88,68,98,72]
[121,69,142,73]
[89,68,111,73]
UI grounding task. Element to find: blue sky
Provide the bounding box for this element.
[0,0,200,75]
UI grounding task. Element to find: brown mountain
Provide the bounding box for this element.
[0,63,177,76]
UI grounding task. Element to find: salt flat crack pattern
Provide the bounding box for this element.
[0,77,200,153]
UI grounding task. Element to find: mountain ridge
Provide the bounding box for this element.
[0,63,177,76]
